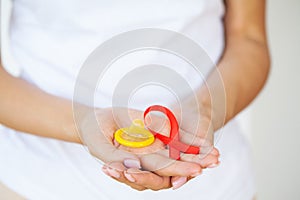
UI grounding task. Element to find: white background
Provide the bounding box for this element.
[250,0,300,199]
[1,0,300,199]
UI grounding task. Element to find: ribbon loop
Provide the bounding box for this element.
[144,105,200,160]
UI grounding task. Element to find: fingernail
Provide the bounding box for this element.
[107,167,121,179]
[208,162,220,168]
[172,177,187,190]
[102,166,109,176]
[124,171,136,182]
[124,159,141,169]
[113,139,120,147]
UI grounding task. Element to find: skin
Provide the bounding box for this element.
[79,107,219,191]
[0,0,270,193]
[82,0,271,191]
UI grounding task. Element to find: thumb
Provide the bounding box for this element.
[79,109,141,168]
[86,131,141,168]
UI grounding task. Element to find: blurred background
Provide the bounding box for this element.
[250,0,300,199]
[1,0,300,199]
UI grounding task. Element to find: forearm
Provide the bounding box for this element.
[198,35,270,130]
[196,0,270,131]
[0,64,82,144]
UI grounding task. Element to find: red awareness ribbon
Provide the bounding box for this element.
[144,105,200,160]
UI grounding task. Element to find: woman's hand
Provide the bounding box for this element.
[167,95,222,187]
[79,106,219,191]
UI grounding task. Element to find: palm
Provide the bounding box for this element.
[96,107,218,169]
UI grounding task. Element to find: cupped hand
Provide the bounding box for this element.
[79,106,219,191]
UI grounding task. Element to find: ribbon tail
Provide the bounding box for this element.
[169,146,181,160]
[169,140,200,154]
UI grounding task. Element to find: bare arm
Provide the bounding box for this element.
[0,64,81,143]
[108,0,271,190]
[0,0,269,147]
[0,0,269,191]
[199,0,270,130]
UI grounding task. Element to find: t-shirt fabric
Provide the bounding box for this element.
[0,0,255,199]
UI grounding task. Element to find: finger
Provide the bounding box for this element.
[179,129,211,147]
[171,176,188,190]
[139,151,202,177]
[90,138,141,167]
[181,153,219,168]
[144,111,219,157]
[144,113,170,135]
[179,129,220,156]
[103,162,171,191]
[80,109,141,166]
[84,123,141,167]
[102,162,147,191]
[113,138,120,148]
[156,149,219,169]
[125,168,172,191]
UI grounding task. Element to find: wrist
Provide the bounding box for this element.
[197,86,226,131]
[74,106,106,145]
[63,103,96,145]
[63,118,83,144]
[61,104,84,144]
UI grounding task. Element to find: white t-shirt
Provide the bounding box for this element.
[0,0,255,199]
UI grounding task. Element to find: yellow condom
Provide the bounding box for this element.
[114,119,154,148]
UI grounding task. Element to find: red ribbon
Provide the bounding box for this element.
[144,105,200,160]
